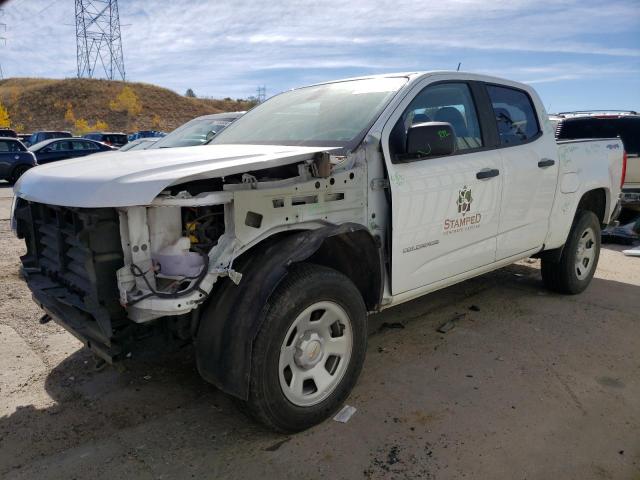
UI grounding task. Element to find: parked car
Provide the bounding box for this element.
[18,133,32,144]
[150,112,244,149]
[118,138,158,151]
[0,128,17,138]
[554,111,639,209]
[28,137,114,164]
[26,131,72,147]
[128,130,166,141]
[12,72,624,432]
[0,137,36,183]
[83,132,128,148]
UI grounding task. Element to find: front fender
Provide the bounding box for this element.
[194,222,374,400]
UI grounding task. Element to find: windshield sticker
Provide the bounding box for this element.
[443,186,482,234]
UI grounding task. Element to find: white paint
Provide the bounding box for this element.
[13,144,338,208]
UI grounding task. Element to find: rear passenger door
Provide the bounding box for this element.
[71,140,100,158]
[484,84,558,259]
[383,80,504,294]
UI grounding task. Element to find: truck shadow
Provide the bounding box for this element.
[1,261,638,475]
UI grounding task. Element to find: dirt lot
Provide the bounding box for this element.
[1,182,639,480]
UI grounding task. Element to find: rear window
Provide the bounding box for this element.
[557,117,639,155]
[486,85,540,146]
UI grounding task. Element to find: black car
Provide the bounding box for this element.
[0,128,17,138]
[18,133,32,144]
[26,130,72,147]
[0,137,37,183]
[28,138,115,164]
[84,132,128,148]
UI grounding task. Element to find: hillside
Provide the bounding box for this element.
[0,78,255,134]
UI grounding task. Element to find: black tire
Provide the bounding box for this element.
[10,165,31,184]
[243,263,367,433]
[541,210,601,294]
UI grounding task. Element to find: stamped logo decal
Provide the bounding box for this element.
[444,186,482,234]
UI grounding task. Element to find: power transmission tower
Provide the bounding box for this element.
[256,86,266,103]
[0,8,6,80]
[75,0,126,80]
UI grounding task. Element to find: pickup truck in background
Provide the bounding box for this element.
[11,72,624,432]
[554,111,639,210]
[0,137,36,183]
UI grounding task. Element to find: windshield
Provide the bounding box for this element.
[212,77,407,148]
[153,117,235,148]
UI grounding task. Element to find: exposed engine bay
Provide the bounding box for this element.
[115,153,367,323]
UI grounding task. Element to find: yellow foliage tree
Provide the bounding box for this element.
[64,102,76,126]
[151,114,163,130]
[109,86,142,116]
[74,118,91,135]
[0,102,11,127]
[93,119,109,131]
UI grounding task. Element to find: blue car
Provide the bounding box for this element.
[0,137,37,183]
[128,130,166,141]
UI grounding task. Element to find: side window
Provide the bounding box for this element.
[52,141,71,151]
[486,85,540,146]
[389,82,483,159]
[71,140,95,150]
[9,141,25,152]
[0,141,9,152]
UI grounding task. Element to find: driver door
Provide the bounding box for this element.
[383,80,503,295]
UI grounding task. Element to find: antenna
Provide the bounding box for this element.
[256,86,266,103]
[456,62,461,72]
[75,0,126,80]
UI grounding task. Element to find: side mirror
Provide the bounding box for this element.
[400,122,456,162]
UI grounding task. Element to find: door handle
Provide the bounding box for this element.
[476,168,500,180]
[538,158,555,168]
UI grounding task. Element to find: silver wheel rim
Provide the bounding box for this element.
[575,227,596,280]
[278,301,353,407]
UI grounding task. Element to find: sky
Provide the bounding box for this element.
[2,0,639,112]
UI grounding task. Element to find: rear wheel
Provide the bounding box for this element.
[10,165,31,184]
[541,210,601,294]
[244,263,367,432]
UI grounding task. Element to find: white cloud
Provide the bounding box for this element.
[2,0,639,102]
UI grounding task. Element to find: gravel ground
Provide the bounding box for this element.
[0,182,639,479]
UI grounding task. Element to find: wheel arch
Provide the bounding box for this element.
[576,187,608,226]
[194,222,383,400]
[541,187,608,262]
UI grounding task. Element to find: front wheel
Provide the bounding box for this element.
[10,165,31,184]
[244,263,367,432]
[541,210,601,294]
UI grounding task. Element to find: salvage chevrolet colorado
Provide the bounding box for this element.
[11,72,624,432]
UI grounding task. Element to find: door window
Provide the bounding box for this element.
[72,140,99,150]
[51,141,72,151]
[486,85,540,146]
[0,140,25,152]
[389,82,483,159]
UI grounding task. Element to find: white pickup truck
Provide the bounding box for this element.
[11,72,624,432]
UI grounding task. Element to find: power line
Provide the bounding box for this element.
[75,0,125,81]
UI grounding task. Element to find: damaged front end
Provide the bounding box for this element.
[14,151,367,363]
